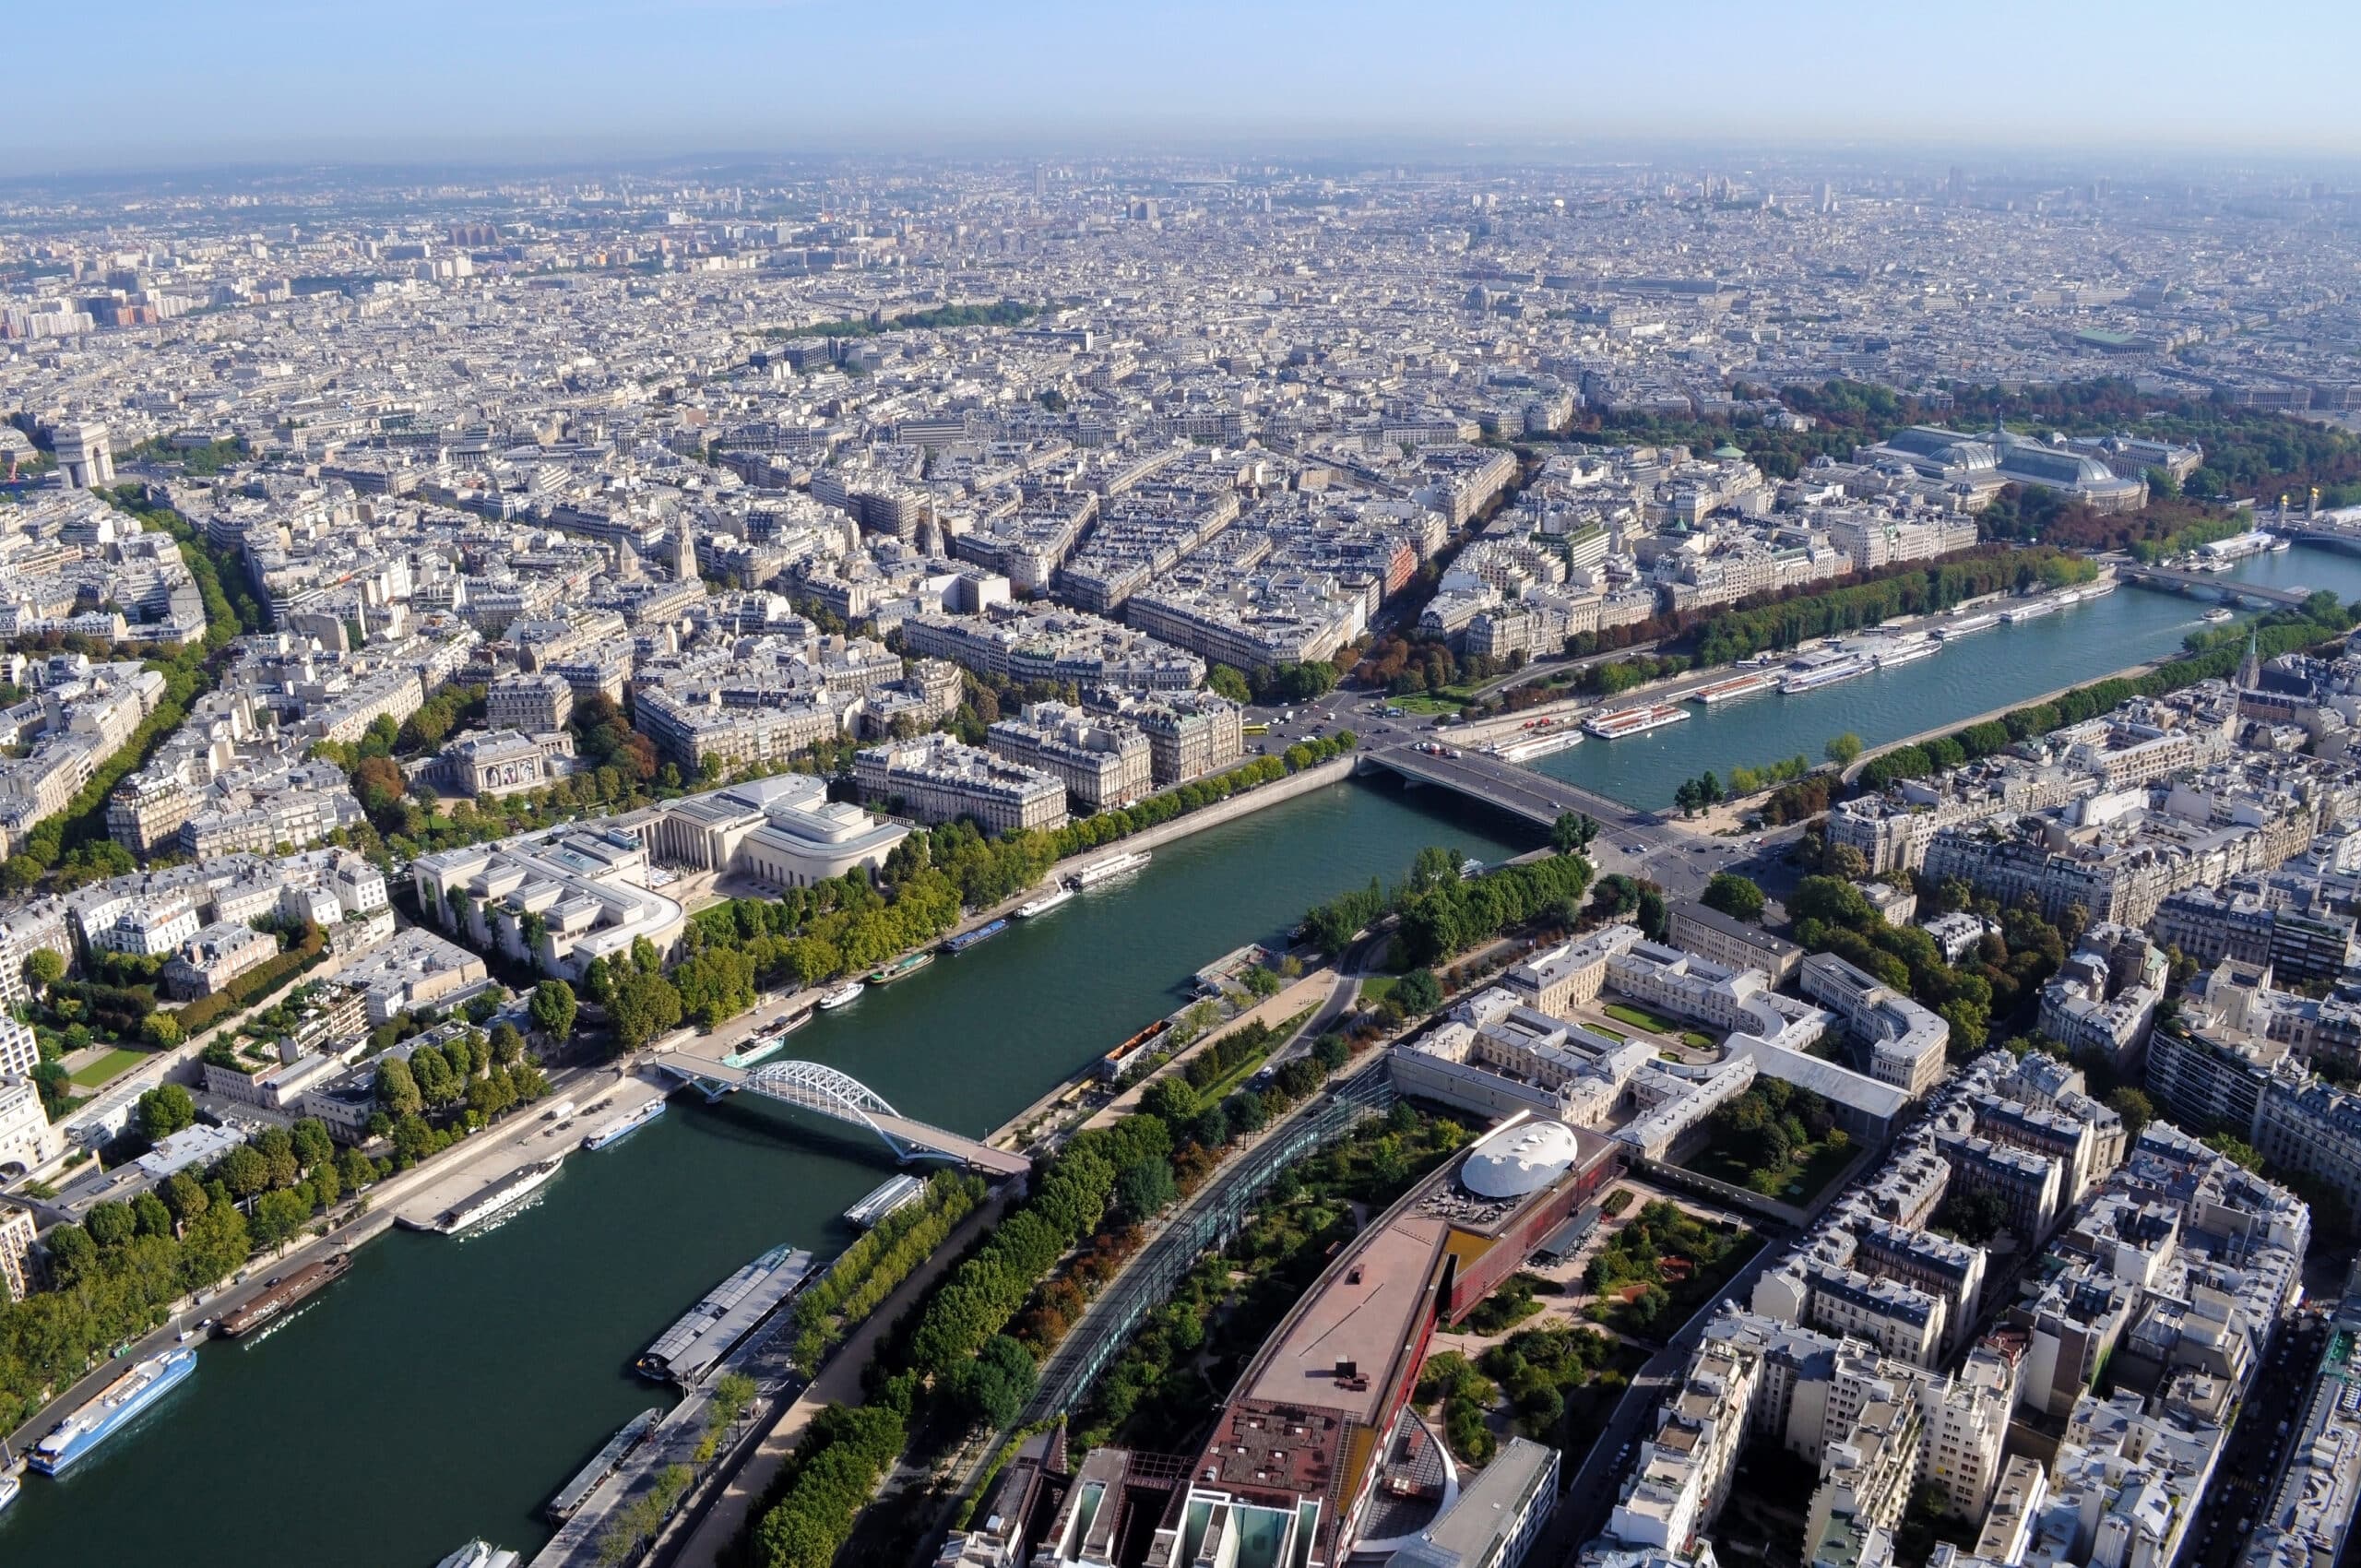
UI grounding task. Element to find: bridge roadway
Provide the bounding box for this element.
[2118,564,2312,606]
[2272,519,2361,554]
[1362,743,1661,835]
[654,1051,1033,1177]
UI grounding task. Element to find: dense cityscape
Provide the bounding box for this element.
[3,112,2361,1568]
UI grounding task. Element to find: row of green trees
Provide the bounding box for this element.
[1792,874,2079,1057]
[1688,549,2094,667]
[1300,843,1595,968]
[904,1114,1172,1378]
[787,1172,986,1369]
[0,1111,402,1425]
[1208,659,1343,706]
[1856,592,2358,792]
[599,737,1362,1051]
[1723,753,1813,797]
[742,1400,908,1568]
[1175,1016,1283,1095]
[734,1112,1168,1568]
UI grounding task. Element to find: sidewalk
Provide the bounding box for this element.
[1079,968,1335,1133]
[659,1187,1015,1568]
[1,1055,640,1456]
[657,755,1363,1078]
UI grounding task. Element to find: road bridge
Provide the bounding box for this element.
[2118,564,2313,607]
[653,1056,1032,1177]
[1361,744,1655,833]
[2271,519,2361,555]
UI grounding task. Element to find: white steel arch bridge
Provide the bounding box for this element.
[656,1056,1031,1176]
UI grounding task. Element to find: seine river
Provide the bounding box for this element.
[6,542,2360,1565]
[0,781,1526,1568]
[1538,541,2361,810]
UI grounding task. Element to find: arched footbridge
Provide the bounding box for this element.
[654,1056,1032,1176]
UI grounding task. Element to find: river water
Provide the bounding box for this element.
[1536,541,2361,810]
[0,779,1526,1568]
[11,543,2361,1566]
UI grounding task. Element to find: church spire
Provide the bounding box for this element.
[2238,628,2261,690]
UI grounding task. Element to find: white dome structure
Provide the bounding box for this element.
[1459,1120,1583,1199]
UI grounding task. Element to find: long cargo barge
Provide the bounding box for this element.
[725,1010,811,1070]
[545,1408,664,1522]
[943,918,1009,955]
[583,1097,666,1151]
[215,1251,353,1338]
[635,1243,816,1387]
[864,952,934,987]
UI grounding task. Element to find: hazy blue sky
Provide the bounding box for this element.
[11,0,2360,170]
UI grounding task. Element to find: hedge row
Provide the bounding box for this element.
[173,924,328,1037]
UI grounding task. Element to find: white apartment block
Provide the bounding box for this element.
[855,734,1067,836]
[0,1203,38,1300]
[0,1076,63,1176]
[986,701,1153,811]
[1800,953,1951,1098]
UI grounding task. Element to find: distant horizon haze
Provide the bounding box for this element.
[7,0,2359,172]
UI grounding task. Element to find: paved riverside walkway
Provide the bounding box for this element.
[656,1187,1015,1568]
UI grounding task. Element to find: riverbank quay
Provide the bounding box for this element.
[650,754,1369,1103]
[1836,655,2169,787]
[0,1052,655,1459]
[0,784,1533,1568]
[650,1186,1014,1568]
[1430,578,2090,749]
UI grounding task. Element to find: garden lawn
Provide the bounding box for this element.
[1603,1002,1689,1037]
[67,1047,148,1087]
